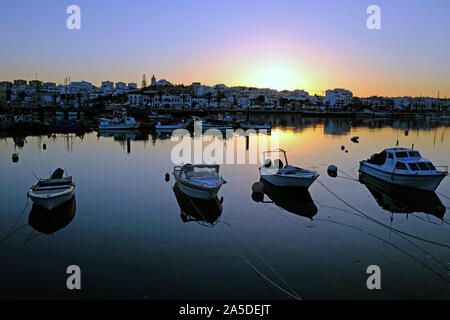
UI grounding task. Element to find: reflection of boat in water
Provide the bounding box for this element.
[255,179,318,219]
[173,184,222,226]
[28,197,76,234]
[359,173,446,218]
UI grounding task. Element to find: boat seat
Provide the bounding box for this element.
[273,159,284,169]
[264,159,272,168]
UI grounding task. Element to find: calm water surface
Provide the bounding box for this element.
[1,116,449,299]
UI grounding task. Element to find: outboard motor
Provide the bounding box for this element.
[51,168,65,179]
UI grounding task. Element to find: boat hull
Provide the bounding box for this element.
[174,180,221,200]
[359,162,447,192]
[29,190,75,210]
[260,169,318,188]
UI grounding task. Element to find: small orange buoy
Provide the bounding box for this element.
[165,173,170,182]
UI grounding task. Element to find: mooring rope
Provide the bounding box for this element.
[316,179,450,249]
[1,196,29,243]
[175,184,302,300]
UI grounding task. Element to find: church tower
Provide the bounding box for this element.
[151,74,156,86]
[141,74,147,89]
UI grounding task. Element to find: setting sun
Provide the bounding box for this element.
[245,57,305,91]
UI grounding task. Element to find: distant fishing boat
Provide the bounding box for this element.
[28,168,75,210]
[359,148,448,192]
[98,116,140,130]
[259,149,319,188]
[173,164,227,200]
[192,117,233,131]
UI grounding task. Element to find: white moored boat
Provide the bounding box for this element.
[28,168,75,210]
[259,149,319,188]
[173,164,227,200]
[359,148,448,192]
[99,116,141,130]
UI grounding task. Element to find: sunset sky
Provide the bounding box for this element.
[1,0,449,97]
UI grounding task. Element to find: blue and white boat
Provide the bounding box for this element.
[359,148,448,192]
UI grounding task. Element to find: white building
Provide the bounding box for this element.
[323,88,353,108]
[101,81,114,90]
[116,82,128,90]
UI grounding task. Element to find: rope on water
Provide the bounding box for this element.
[177,185,302,300]
[437,192,450,201]
[220,219,301,300]
[368,232,450,284]
[316,179,450,249]
[261,202,363,265]
[1,196,29,243]
[338,169,358,181]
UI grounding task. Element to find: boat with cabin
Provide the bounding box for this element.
[98,116,141,130]
[359,148,448,191]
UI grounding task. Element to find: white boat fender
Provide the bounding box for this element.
[252,182,264,193]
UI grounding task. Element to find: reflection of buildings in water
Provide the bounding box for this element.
[172,183,223,226]
[98,129,140,141]
[28,197,76,235]
[359,173,446,219]
[98,129,151,152]
[323,119,351,136]
[13,136,26,149]
[258,179,318,219]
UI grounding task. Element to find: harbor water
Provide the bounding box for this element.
[0,116,449,299]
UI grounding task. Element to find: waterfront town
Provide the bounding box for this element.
[1,74,449,113]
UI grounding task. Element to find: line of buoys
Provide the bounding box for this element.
[12,153,19,163]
